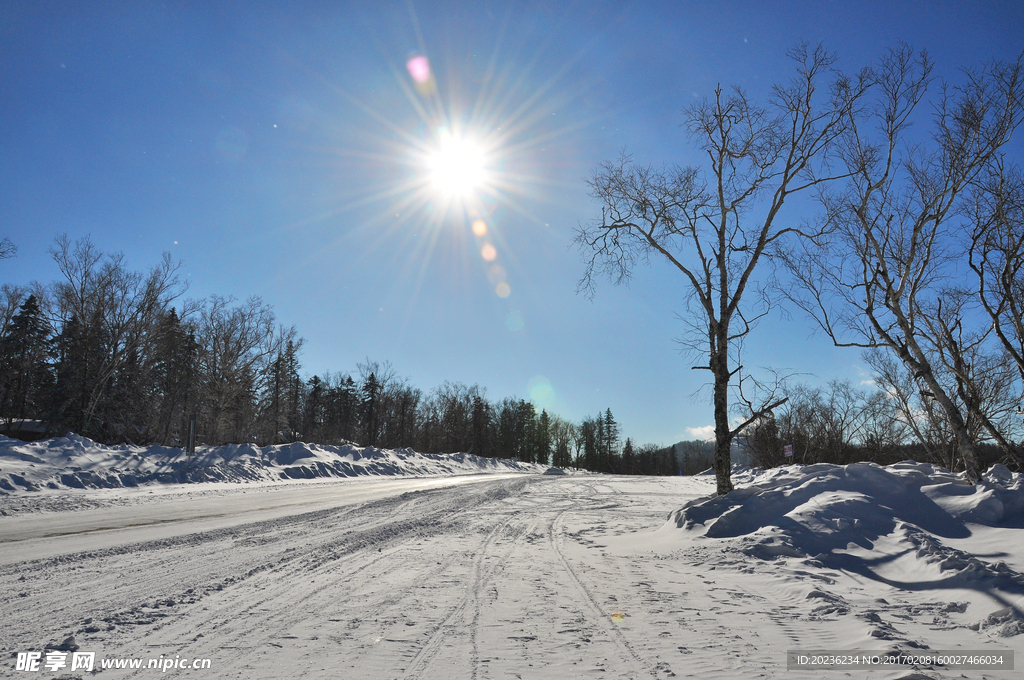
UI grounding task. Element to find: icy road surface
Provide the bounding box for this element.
[0,475,524,564]
[2,474,1019,679]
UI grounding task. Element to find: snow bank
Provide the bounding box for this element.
[671,461,1024,635]
[0,435,542,492]
[674,461,1024,540]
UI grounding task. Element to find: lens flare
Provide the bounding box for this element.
[487,264,506,285]
[496,281,511,297]
[406,54,431,84]
[472,219,488,236]
[481,243,497,261]
[528,376,555,408]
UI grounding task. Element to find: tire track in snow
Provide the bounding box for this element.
[104,495,429,642]
[399,513,538,680]
[0,478,527,668]
[149,478,528,676]
[467,517,539,680]
[548,506,659,679]
[140,481,526,659]
[86,495,435,660]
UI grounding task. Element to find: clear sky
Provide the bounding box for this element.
[3,1,1023,447]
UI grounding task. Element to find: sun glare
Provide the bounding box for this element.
[426,133,488,199]
[323,33,580,307]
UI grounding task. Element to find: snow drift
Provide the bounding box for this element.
[674,461,1024,541]
[671,461,1024,636]
[0,434,542,493]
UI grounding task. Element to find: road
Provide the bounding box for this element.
[2,474,732,679]
[0,474,524,562]
[3,473,997,679]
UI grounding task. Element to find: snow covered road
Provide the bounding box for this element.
[3,473,1020,679]
[0,474,524,563]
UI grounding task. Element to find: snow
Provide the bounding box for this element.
[0,434,545,495]
[2,441,1023,678]
[665,461,1024,647]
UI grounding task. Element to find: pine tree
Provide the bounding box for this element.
[622,437,635,475]
[470,395,490,456]
[603,408,619,461]
[517,399,536,463]
[518,408,531,462]
[581,416,599,471]
[152,308,197,444]
[268,352,284,442]
[283,340,301,440]
[50,312,99,434]
[362,372,381,446]
[535,409,551,466]
[338,375,358,443]
[495,398,519,459]
[304,375,324,441]
[0,295,53,424]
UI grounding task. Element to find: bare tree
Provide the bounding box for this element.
[866,348,967,470]
[969,160,1024,384]
[426,380,477,452]
[966,162,1024,461]
[49,234,188,437]
[197,295,289,444]
[858,386,910,461]
[776,381,872,464]
[0,284,28,338]
[740,380,874,466]
[576,44,870,495]
[548,414,577,468]
[784,46,1024,481]
[921,290,1024,467]
[0,237,15,260]
[384,382,421,449]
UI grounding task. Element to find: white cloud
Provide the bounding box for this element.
[685,425,715,441]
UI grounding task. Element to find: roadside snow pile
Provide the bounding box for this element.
[0,435,542,492]
[671,462,1024,633]
[674,461,1024,541]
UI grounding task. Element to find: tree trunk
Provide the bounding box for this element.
[712,331,734,495]
[911,355,981,483]
[927,384,980,483]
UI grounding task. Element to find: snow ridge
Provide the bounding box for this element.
[671,460,1024,636]
[0,435,543,493]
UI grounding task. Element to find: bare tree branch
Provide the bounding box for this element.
[782,47,1024,482]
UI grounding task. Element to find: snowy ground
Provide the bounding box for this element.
[0,434,544,493]
[2,441,1023,679]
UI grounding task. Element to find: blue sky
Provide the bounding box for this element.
[3,1,1023,446]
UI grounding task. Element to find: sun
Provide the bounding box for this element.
[425,132,489,200]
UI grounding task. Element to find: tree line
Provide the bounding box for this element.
[0,235,679,474]
[740,377,1021,472]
